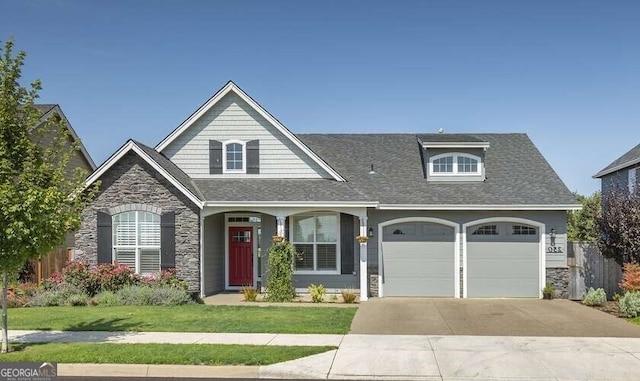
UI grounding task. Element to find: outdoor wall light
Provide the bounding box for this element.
[549,228,556,238]
[368,227,374,237]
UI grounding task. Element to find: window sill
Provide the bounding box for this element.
[294,270,341,275]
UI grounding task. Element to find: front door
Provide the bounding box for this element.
[229,227,253,286]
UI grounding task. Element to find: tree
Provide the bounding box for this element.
[567,192,601,242]
[0,39,96,353]
[597,185,640,266]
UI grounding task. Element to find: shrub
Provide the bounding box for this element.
[64,293,89,307]
[115,285,193,306]
[620,263,640,292]
[263,238,296,302]
[60,261,97,295]
[93,263,140,292]
[28,284,86,307]
[140,268,187,290]
[308,284,325,303]
[92,291,119,306]
[341,289,358,304]
[618,291,640,318]
[7,282,40,308]
[240,285,259,302]
[582,287,607,306]
[542,283,555,299]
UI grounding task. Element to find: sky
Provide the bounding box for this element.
[1,1,638,196]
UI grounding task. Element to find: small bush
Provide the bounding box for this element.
[264,238,296,302]
[92,291,120,306]
[115,285,193,306]
[329,294,338,303]
[582,287,607,306]
[64,293,89,307]
[620,263,640,292]
[341,289,358,304]
[240,285,259,302]
[619,291,640,318]
[308,284,325,303]
[542,283,555,299]
[140,268,187,290]
[28,284,86,307]
[93,263,140,293]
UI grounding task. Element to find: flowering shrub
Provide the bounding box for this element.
[620,263,640,292]
[140,268,187,290]
[93,263,140,292]
[619,291,640,318]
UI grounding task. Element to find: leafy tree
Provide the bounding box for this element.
[597,185,640,266]
[0,39,96,353]
[567,192,601,242]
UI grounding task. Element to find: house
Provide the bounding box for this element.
[74,81,580,300]
[30,104,96,282]
[593,143,640,195]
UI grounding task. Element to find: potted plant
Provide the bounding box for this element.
[355,235,369,244]
[542,283,555,300]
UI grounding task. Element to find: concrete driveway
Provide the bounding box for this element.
[350,298,640,337]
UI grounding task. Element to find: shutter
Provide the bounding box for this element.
[340,213,355,275]
[97,211,112,264]
[161,211,176,270]
[284,217,290,240]
[246,139,260,174]
[209,140,223,174]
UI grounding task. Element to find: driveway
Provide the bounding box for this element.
[350,298,640,337]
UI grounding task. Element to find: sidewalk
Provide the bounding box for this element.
[9,330,640,380]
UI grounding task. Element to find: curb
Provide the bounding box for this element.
[58,364,259,379]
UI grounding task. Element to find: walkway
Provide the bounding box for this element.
[9,330,640,380]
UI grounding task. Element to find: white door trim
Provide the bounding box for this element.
[378,217,460,298]
[462,217,545,298]
[224,214,261,290]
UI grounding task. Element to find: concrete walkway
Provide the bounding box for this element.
[9,330,640,380]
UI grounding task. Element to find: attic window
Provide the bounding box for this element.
[223,141,246,173]
[429,153,481,176]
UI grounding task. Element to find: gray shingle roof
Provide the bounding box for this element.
[132,140,205,200]
[594,143,640,178]
[297,133,578,206]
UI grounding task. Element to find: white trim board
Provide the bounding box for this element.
[378,204,582,211]
[155,81,346,182]
[84,140,203,209]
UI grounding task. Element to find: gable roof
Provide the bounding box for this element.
[593,142,640,178]
[85,140,203,208]
[34,104,97,170]
[155,81,345,182]
[297,133,579,209]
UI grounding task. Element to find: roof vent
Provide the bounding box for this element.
[368,164,376,175]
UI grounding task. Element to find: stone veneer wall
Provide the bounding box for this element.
[74,152,201,292]
[546,268,569,299]
[369,273,379,297]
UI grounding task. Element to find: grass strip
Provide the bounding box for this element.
[5,342,335,366]
[9,305,357,334]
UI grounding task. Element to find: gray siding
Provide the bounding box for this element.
[203,213,225,295]
[162,92,331,179]
[601,168,637,195]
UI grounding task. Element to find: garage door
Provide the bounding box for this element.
[466,222,540,298]
[381,221,455,297]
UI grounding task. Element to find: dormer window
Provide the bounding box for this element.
[223,141,246,173]
[429,153,481,176]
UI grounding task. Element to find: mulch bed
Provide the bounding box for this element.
[591,300,620,317]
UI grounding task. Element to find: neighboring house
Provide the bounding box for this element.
[30,104,96,281]
[74,81,579,300]
[593,143,640,195]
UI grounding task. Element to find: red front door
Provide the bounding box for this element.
[229,227,253,286]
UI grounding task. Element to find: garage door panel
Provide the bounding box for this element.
[382,241,455,297]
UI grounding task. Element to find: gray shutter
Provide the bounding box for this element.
[161,211,176,270]
[284,217,290,241]
[97,211,112,264]
[340,213,355,275]
[246,139,260,174]
[209,140,223,174]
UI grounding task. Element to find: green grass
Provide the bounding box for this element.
[5,343,335,365]
[9,305,357,334]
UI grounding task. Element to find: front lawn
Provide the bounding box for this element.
[9,305,357,334]
[5,343,334,365]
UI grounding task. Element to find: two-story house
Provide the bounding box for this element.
[594,143,640,195]
[74,81,579,300]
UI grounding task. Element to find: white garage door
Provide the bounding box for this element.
[466,222,540,298]
[381,221,456,297]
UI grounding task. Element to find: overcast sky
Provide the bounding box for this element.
[2,1,639,196]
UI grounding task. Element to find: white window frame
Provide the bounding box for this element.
[429,152,481,176]
[290,212,341,275]
[223,140,246,174]
[112,211,161,275]
[629,167,637,194]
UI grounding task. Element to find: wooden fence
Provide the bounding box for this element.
[28,247,71,284]
[567,241,622,300]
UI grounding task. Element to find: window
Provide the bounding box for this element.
[512,225,537,235]
[429,153,481,176]
[472,225,498,235]
[291,214,339,273]
[223,141,245,173]
[113,211,160,274]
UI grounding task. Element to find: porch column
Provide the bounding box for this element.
[199,214,205,299]
[276,215,286,238]
[359,215,369,301]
